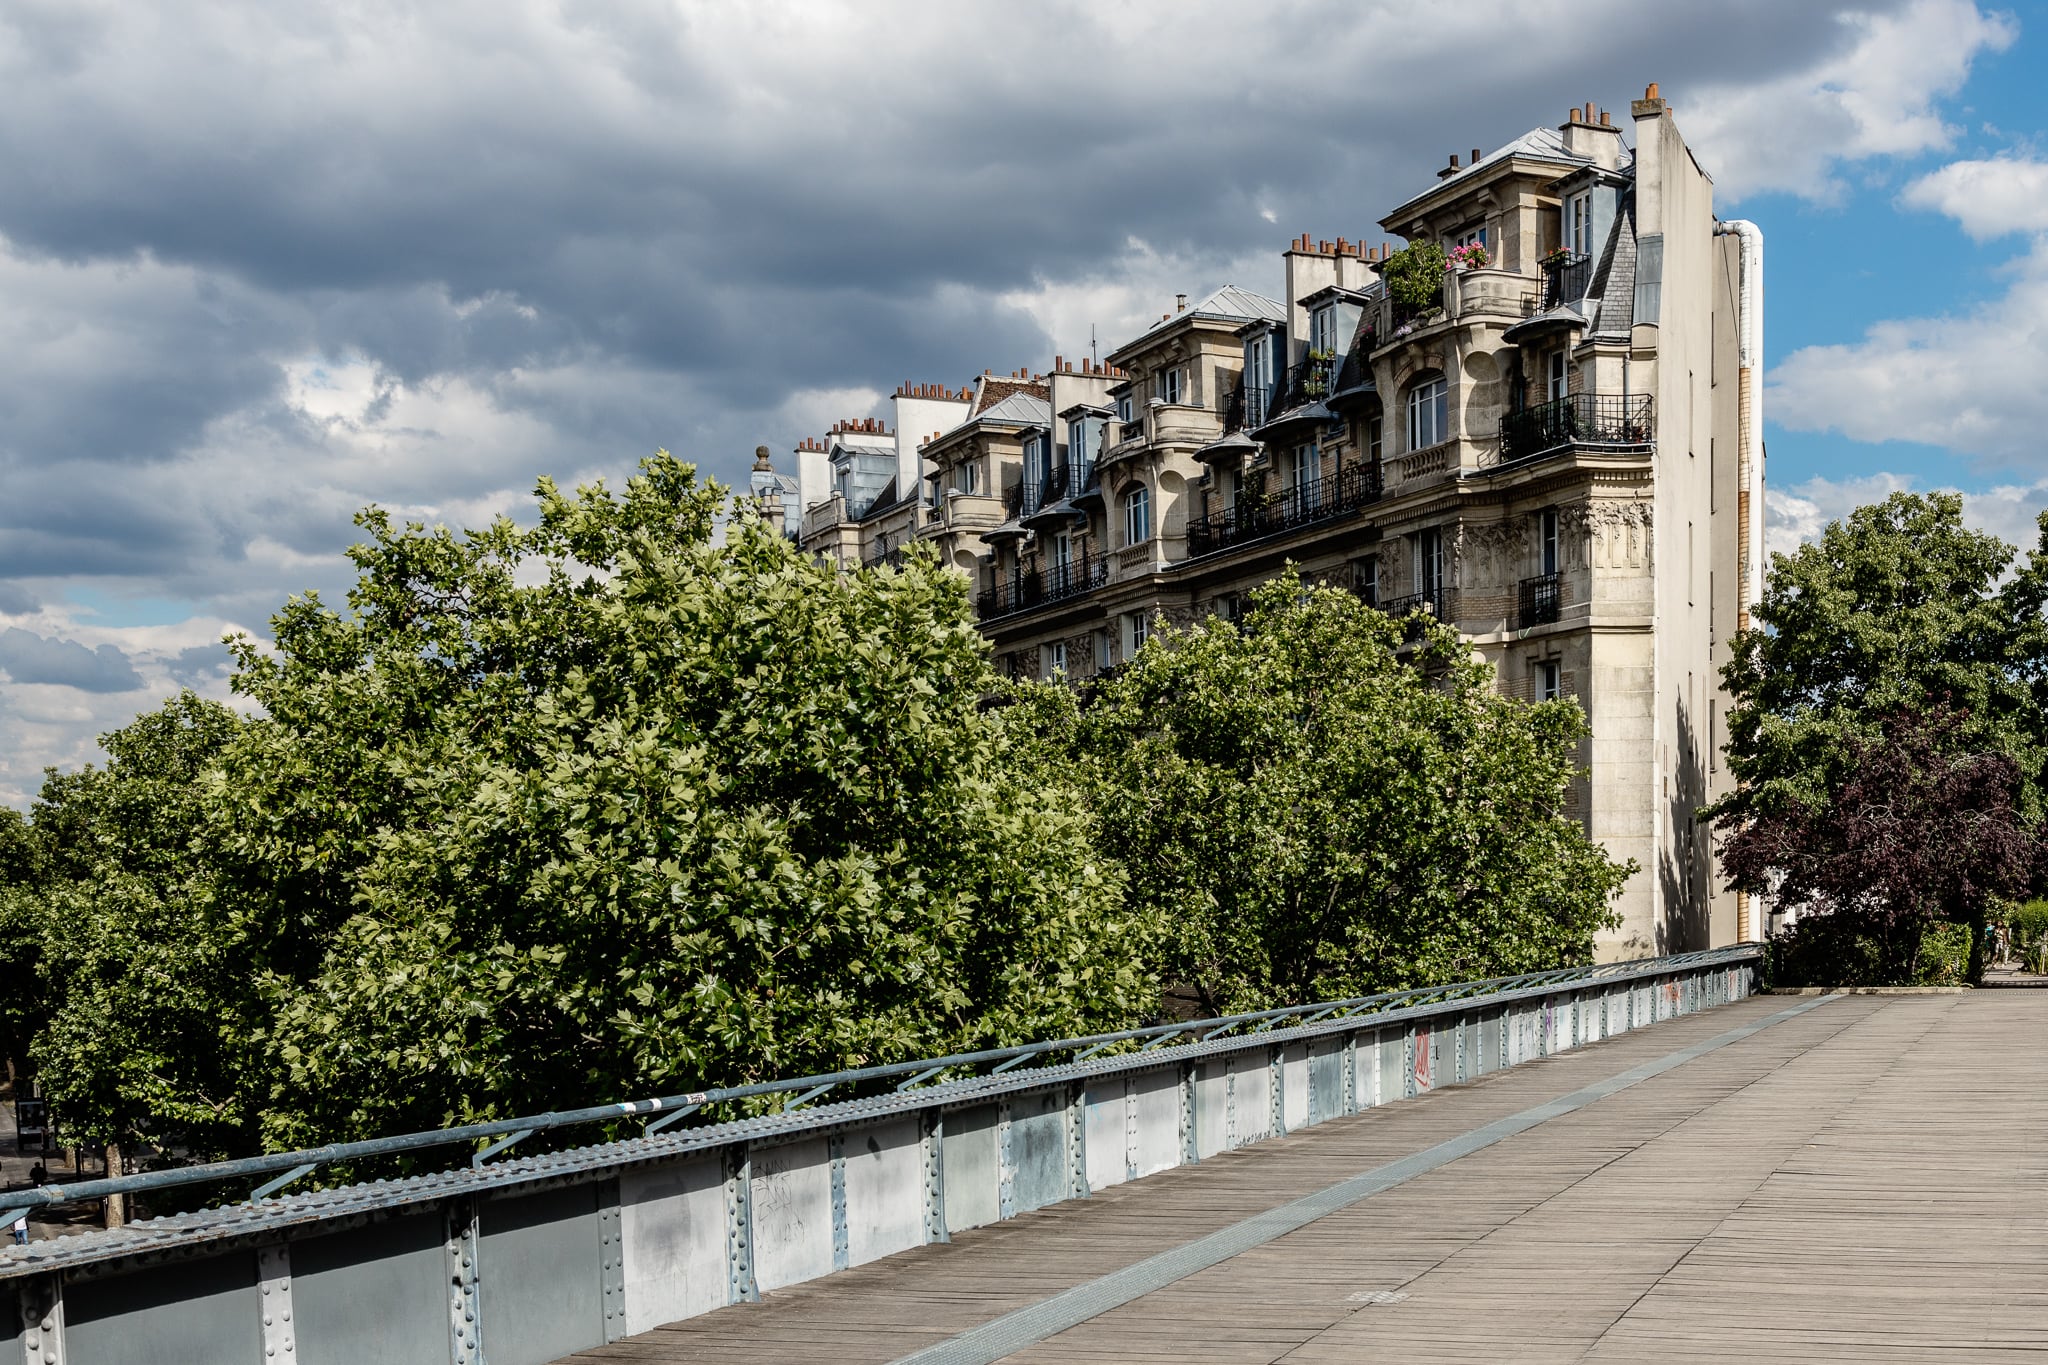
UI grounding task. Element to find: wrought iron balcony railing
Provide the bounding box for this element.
[1496,393,1654,465]
[1017,467,1069,519]
[1186,463,1383,558]
[1541,253,1592,309]
[863,544,907,570]
[975,550,1110,621]
[1379,587,1445,620]
[1518,572,1561,629]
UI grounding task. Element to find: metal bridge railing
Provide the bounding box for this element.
[0,946,1758,1233]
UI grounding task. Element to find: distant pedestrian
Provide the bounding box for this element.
[9,1211,25,1246]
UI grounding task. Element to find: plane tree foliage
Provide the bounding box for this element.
[1,454,1150,1155]
[1006,576,1630,1017]
[1707,493,2048,975]
[0,693,254,1154]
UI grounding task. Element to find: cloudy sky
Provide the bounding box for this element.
[0,0,2040,803]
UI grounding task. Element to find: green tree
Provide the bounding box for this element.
[1711,492,2042,830]
[1012,576,1629,1016]
[207,452,1152,1148]
[5,693,252,1156]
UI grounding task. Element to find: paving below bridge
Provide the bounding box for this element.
[563,991,2048,1364]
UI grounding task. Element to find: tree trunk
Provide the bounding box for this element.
[103,1144,125,1229]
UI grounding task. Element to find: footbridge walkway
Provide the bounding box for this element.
[7,948,2044,1363]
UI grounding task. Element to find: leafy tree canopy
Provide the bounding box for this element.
[1008,575,1630,1016]
[1711,492,2042,828]
[208,452,1150,1149]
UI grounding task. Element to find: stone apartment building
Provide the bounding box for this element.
[789,86,1763,960]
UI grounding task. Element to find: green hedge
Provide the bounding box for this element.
[2000,899,2048,973]
[1767,913,1975,987]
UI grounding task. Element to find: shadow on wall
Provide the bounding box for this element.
[1657,697,1712,955]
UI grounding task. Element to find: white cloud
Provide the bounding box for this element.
[1765,471,2048,559]
[1769,237,2048,467]
[1681,0,2017,202]
[1900,155,2048,238]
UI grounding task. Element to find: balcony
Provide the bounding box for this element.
[1541,253,1592,309]
[1379,587,1446,620]
[1012,467,1069,521]
[1186,463,1383,558]
[1517,573,1561,630]
[864,543,908,570]
[1495,394,1654,466]
[975,551,1110,621]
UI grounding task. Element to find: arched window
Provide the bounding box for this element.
[1122,485,1151,547]
[1406,372,1448,450]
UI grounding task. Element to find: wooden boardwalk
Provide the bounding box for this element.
[568,991,2048,1363]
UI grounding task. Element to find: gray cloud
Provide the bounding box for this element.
[0,0,2017,795]
[0,627,143,693]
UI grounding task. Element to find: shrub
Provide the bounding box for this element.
[1382,242,1448,316]
[2001,898,2048,972]
[1915,922,1971,985]
[1768,912,1975,987]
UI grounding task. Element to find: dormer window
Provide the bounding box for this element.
[1565,191,1592,255]
[1308,307,1337,355]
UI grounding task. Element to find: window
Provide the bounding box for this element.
[1218,467,1237,512]
[1309,306,1336,355]
[1406,373,1448,450]
[1366,414,1384,464]
[1156,366,1185,406]
[1122,484,1151,546]
[1026,432,1052,485]
[1051,530,1074,569]
[1356,555,1380,608]
[955,460,981,495]
[1539,508,1559,576]
[1247,334,1273,420]
[1451,223,1487,250]
[1416,527,1444,600]
[1534,659,1561,702]
[1116,393,1134,425]
[1565,191,1591,255]
[1546,351,1567,403]
[1125,611,1150,655]
[1215,593,1242,625]
[1291,444,1320,511]
[1048,641,1067,678]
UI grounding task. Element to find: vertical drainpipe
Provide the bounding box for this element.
[1716,218,1764,942]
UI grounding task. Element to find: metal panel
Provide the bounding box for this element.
[1081,1085,1125,1191]
[1280,1045,1310,1131]
[942,1103,1001,1232]
[842,1116,923,1267]
[748,1136,832,1293]
[66,1253,261,1365]
[1412,1027,1435,1093]
[1308,1043,1344,1124]
[1193,1063,1229,1158]
[478,1183,604,1365]
[1006,1092,1067,1214]
[292,1214,448,1365]
[4,1287,21,1365]
[1127,1070,1179,1178]
[1233,1058,1272,1144]
[619,1153,727,1336]
[1376,1031,1401,1108]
